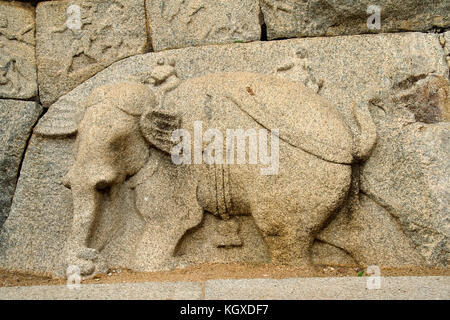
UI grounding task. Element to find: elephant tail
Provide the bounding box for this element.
[351,102,377,163]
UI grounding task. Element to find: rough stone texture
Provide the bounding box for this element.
[146,0,261,51]
[36,0,148,107]
[319,74,450,267]
[318,194,428,267]
[0,281,203,300]
[0,135,74,275]
[261,0,450,40]
[0,1,37,99]
[361,100,450,266]
[388,74,449,123]
[1,33,448,276]
[205,276,450,300]
[35,32,448,137]
[177,215,358,266]
[442,32,450,71]
[311,241,357,266]
[0,277,448,300]
[174,215,271,265]
[0,100,42,228]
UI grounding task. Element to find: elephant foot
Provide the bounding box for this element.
[271,256,315,269]
[289,259,319,272]
[264,236,316,270]
[66,247,108,279]
[132,255,180,272]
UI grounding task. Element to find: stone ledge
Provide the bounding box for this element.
[0,276,448,300]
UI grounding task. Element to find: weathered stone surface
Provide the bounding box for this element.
[146,0,261,51]
[0,135,74,275]
[0,281,203,300]
[0,1,37,99]
[319,73,450,267]
[175,214,271,266]
[311,241,356,266]
[318,194,426,267]
[360,98,450,266]
[261,0,450,40]
[389,74,449,123]
[2,33,448,276]
[0,277,449,300]
[0,100,42,228]
[442,31,450,71]
[36,0,148,107]
[36,32,447,137]
[205,277,450,300]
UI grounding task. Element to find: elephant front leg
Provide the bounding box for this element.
[132,224,184,272]
[66,185,107,278]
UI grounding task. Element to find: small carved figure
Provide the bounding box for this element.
[150,58,180,92]
[0,45,21,95]
[0,14,34,45]
[276,49,323,93]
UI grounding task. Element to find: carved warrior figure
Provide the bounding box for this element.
[64,72,377,277]
[0,45,21,95]
[51,0,126,76]
[0,13,34,45]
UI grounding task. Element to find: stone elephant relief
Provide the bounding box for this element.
[62,72,418,277]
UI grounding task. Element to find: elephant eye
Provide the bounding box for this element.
[110,136,126,152]
[95,181,111,194]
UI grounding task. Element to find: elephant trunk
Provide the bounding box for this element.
[69,183,101,250]
[65,165,118,276]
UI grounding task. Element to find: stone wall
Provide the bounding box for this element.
[0,0,448,277]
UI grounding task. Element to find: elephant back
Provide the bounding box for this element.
[162,72,355,164]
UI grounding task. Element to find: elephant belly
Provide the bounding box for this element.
[228,143,352,228]
[196,143,352,226]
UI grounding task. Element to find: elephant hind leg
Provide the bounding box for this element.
[251,202,315,266]
[263,228,315,267]
[251,193,348,267]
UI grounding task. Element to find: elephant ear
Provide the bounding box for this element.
[139,109,182,154]
[34,100,81,137]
